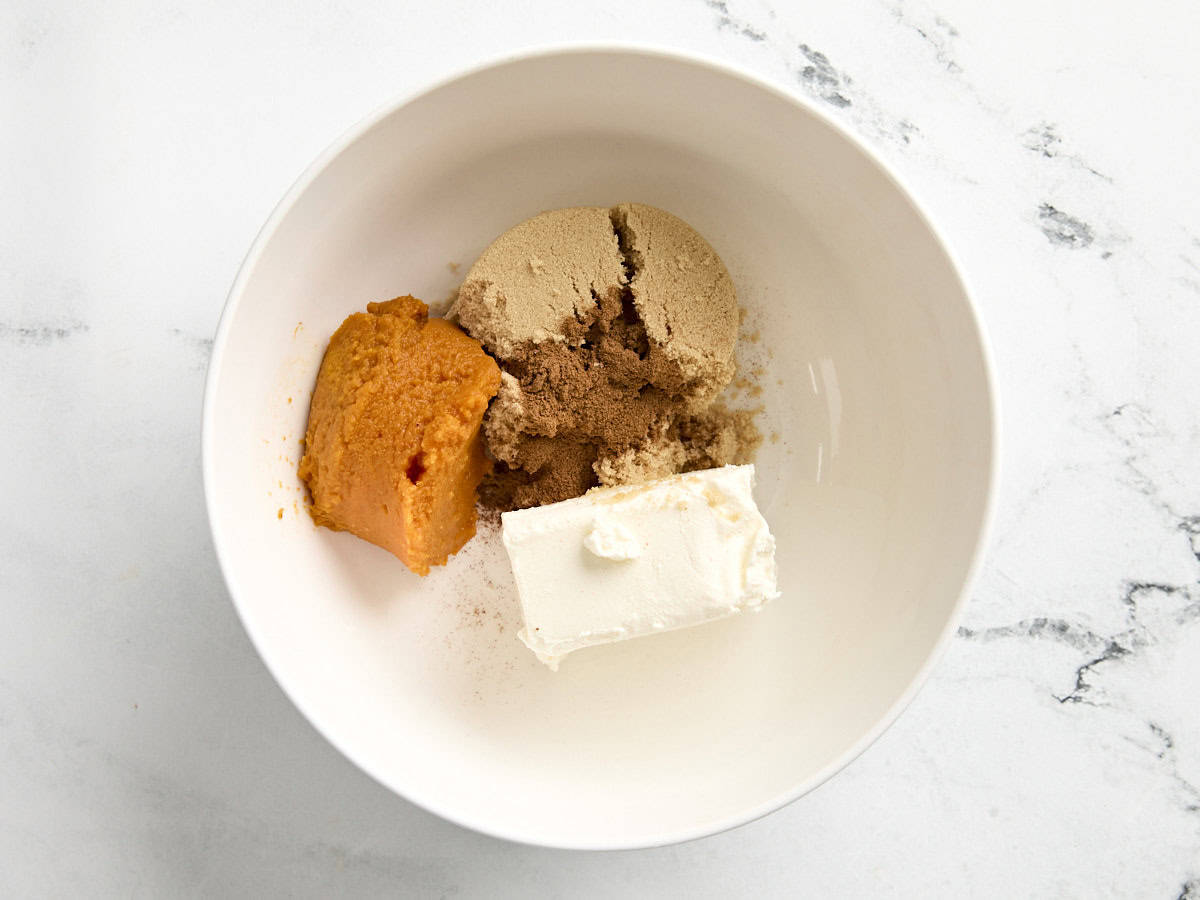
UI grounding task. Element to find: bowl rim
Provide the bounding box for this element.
[202,42,1001,852]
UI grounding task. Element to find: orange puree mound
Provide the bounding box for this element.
[298,295,501,575]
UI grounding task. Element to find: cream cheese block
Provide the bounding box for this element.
[500,465,779,669]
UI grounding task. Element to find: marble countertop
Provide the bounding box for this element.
[4,0,1198,895]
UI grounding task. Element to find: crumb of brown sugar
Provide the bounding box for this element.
[277,508,284,519]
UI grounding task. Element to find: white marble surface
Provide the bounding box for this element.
[4,0,1199,895]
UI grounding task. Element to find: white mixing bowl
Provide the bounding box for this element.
[203,46,997,849]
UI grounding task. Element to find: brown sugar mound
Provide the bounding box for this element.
[454,204,755,510]
[298,296,500,575]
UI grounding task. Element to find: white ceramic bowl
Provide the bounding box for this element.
[203,46,997,850]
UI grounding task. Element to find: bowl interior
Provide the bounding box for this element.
[204,50,994,849]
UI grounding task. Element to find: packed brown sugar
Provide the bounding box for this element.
[452,203,759,509]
